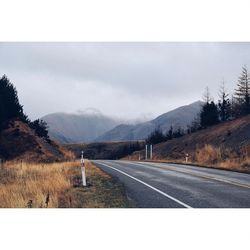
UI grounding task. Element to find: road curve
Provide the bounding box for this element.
[92,160,250,208]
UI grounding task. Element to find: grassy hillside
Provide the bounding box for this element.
[127,114,250,172]
[0,119,74,162]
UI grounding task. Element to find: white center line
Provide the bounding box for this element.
[97,161,192,209]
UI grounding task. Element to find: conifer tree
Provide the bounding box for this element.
[203,86,212,104]
[30,119,50,141]
[146,128,166,145]
[0,75,27,126]
[234,66,250,116]
[218,80,231,121]
[200,87,219,128]
[166,125,173,140]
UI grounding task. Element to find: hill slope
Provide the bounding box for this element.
[0,119,72,162]
[96,101,203,142]
[128,114,250,172]
[42,112,121,143]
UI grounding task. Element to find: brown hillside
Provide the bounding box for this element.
[128,114,250,172]
[0,119,73,162]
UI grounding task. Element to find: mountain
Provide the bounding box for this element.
[42,112,121,143]
[96,101,203,142]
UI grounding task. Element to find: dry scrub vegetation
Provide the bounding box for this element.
[153,144,250,173]
[135,143,250,173]
[193,144,250,172]
[0,160,128,208]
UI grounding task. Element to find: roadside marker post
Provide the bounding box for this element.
[145,144,153,160]
[81,151,87,187]
[150,144,153,160]
[185,153,189,163]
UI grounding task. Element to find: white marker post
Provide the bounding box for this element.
[150,144,153,160]
[185,153,189,163]
[81,151,87,187]
[145,145,148,160]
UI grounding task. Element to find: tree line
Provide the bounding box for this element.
[147,66,250,144]
[0,75,50,142]
[146,126,185,145]
[192,66,250,130]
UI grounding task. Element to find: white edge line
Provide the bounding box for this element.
[96,161,192,209]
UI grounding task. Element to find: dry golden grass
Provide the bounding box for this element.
[195,144,222,164]
[59,161,129,208]
[0,160,128,208]
[193,144,250,172]
[147,144,250,173]
[0,161,78,208]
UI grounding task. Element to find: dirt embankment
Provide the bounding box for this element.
[0,119,74,163]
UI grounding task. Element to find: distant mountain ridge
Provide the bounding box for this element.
[42,112,121,143]
[96,101,203,142]
[42,101,203,143]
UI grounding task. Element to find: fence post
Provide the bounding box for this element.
[81,151,87,187]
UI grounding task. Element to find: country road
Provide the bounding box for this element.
[93,160,250,208]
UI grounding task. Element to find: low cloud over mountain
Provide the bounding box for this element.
[43,101,203,143]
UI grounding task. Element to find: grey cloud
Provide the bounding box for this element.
[0,42,249,120]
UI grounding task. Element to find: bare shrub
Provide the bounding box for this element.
[195,144,222,164]
[193,144,250,172]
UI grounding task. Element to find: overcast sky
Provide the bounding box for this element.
[0,42,250,120]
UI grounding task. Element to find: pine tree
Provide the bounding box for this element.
[166,125,173,140]
[172,127,184,138]
[234,66,250,116]
[200,101,219,128]
[187,115,201,133]
[30,119,50,141]
[203,86,212,104]
[146,128,165,145]
[200,87,219,128]
[218,80,231,121]
[0,75,27,127]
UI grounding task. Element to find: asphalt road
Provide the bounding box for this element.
[93,160,250,208]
